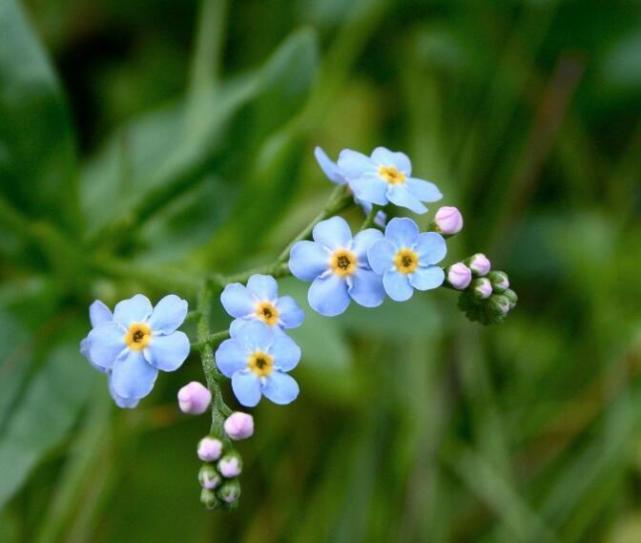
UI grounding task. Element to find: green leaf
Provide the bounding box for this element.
[0,330,97,510]
[0,0,78,231]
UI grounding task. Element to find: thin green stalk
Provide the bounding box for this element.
[359,204,382,230]
[192,329,230,350]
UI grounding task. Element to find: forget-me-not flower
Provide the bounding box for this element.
[337,146,442,214]
[220,274,304,331]
[80,294,190,407]
[315,147,386,226]
[288,216,385,317]
[215,320,301,407]
[367,217,447,301]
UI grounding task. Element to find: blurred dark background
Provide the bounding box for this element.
[1,0,640,541]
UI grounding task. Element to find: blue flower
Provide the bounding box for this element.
[315,147,386,226]
[80,294,190,407]
[337,146,442,214]
[215,321,301,407]
[220,274,304,331]
[288,216,385,316]
[367,217,447,301]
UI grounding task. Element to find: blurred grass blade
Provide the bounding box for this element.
[0,332,96,511]
[0,0,79,232]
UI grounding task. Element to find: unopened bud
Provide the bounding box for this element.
[218,480,241,505]
[469,253,491,276]
[503,289,518,309]
[434,206,464,235]
[488,294,511,316]
[201,488,218,509]
[197,437,223,462]
[447,263,472,290]
[218,453,243,478]
[224,412,254,440]
[199,465,221,490]
[471,278,493,300]
[488,270,509,293]
[178,381,211,415]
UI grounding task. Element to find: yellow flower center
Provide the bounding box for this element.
[248,351,274,377]
[394,248,419,274]
[255,301,279,326]
[125,322,151,351]
[329,248,358,277]
[378,165,406,185]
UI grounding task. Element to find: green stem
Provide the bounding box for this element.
[360,204,383,230]
[192,329,230,350]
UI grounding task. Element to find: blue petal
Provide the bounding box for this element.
[349,173,388,206]
[387,185,427,214]
[262,372,299,405]
[407,177,442,202]
[231,371,262,407]
[312,216,352,249]
[147,294,188,334]
[275,295,305,329]
[415,232,447,265]
[109,376,140,408]
[349,269,385,307]
[229,320,273,350]
[220,283,254,318]
[270,333,301,371]
[113,294,153,327]
[247,274,278,300]
[289,240,329,281]
[385,217,419,248]
[80,337,108,374]
[383,270,414,302]
[352,228,384,261]
[409,266,445,291]
[371,147,412,174]
[367,239,396,274]
[110,350,158,400]
[337,148,376,178]
[145,331,190,371]
[89,300,112,327]
[314,147,345,184]
[215,338,249,377]
[308,275,350,317]
[85,322,126,371]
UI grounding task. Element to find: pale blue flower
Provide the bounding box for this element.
[289,216,385,316]
[220,274,304,331]
[315,147,386,226]
[337,146,442,214]
[367,217,446,301]
[80,294,190,407]
[215,321,301,407]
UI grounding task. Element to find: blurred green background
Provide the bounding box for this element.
[1,0,641,541]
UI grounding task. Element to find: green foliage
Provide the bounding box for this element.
[1,0,641,541]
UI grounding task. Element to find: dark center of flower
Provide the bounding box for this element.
[255,301,279,326]
[248,350,274,377]
[378,165,406,185]
[394,248,419,274]
[330,248,357,277]
[125,322,151,351]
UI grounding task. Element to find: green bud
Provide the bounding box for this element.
[503,288,518,309]
[471,277,492,300]
[217,479,241,505]
[200,488,219,510]
[488,294,511,317]
[198,464,221,490]
[488,271,509,293]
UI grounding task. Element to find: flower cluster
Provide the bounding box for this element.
[446,255,518,324]
[78,143,517,510]
[216,275,303,407]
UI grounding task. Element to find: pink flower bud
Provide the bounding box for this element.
[218,454,242,478]
[178,381,211,415]
[434,206,463,235]
[447,263,472,290]
[198,465,221,490]
[472,278,493,300]
[197,437,222,462]
[224,412,254,440]
[469,253,491,276]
